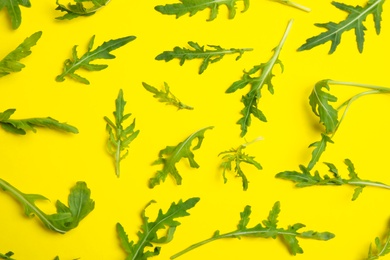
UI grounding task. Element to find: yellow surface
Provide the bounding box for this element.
[1,0,390,259]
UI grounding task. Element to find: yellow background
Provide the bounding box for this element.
[1,0,390,259]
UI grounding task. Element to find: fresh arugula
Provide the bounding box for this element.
[219,137,262,191]
[367,223,390,259]
[0,31,42,78]
[226,19,293,137]
[104,89,140,177]
[155,0,250,21]
[0,180,94,233]
[155,41,253,74]
[276,159,390,201]
[298,0,385,53]
[149,126,213,188]
[142,82,193,110]
[0,0,31,29]
[171,201,334,259]
[0,108,78,135]
[56,35,136,84]
[271,0,311,12]
[0,252,14,260]
[55,0,110,20]
[117,197,200,260]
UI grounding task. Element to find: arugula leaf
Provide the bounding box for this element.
[0,179,94,233]
[56,35,136,84]
[55,0,110,20]
[155,41,253,74]
[149,126,214,188]
[219,137,262,191]
[0,108,78,135]
[226,20,293,137]
[0,252,14,260]
[171,201,334,259]
[276,159,390,201]
[307,133,334,171]
[0,31,42,78]
[367,222,390,260]
[155,0,250,21]
[117,197,200,260]
[104,89,140,177]
[0,0,31,29]
[298,0,385,54]
[142,82,193,110]
[270,0,311,12]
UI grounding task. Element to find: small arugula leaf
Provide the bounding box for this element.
[226,20,292,137]
[307,133,334,170]
[104,89,140,177]
[0,31,42,78]
[171,201,334,259]
[117,197,200,260]
[367,222,390,260]
[0,108,78,135]
[149,126,214,188]
[56,35,136,84]
[0,179,94,233]
[155,41,253,74]
[219,137,262,191]
[155,0,250,21]
[0,252,14,260]
[270,0,311,12]
[0,0,31,29]
[55,0,110,20]
[298,0,385,53]
[142,82,193,110]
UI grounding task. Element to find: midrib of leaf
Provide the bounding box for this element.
[347,180,390,189]
[170,0,237,11]
[377,234,390,257]
[170,48,253,57]
[115,138,121,176]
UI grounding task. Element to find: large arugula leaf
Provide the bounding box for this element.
[155,41,252,74]
[171,201,334,259]
[298,0,385,54]
[149,126,213,188]
[56,35,136,84]
[104,89,140,177]
[0,108,78,135]
[55,0,110,20]
[155,0,250,21]
[0,31,42,78]
[226,20,292,137]
[0,180,94,233]
[0,0,31,29]
[367,223,390,259]
[117,197,200,260]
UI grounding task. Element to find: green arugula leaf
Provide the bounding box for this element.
[155,0,250,21]
[155,41,253,74]
[0,179,94,233]
[149,126,214,188]
[117,197,200,260]
[367,222,390,260]
[171,201,334,259]
[0,108,78,135]
[0,31,42,78]
[142,82,193,110]
[307,133,334,171]
[0,0,31,29]
[226,20,292,137]
[0,252,14,260]
[56,35,136,84]
[104,89,140,177]
[298,0,385,54]
[219,137,262,191]
[270,0,311,12]
[55,0,110,20]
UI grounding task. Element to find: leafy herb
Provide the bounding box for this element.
[149,126,214,188]
[0,31,42,78]
[56,35,136,84]
[155,41,253,74]
[0,108,78,135]
[0,252,14,260]
[0,0,31,29]
[219,137,262,191]
[271,0,311,12]
[171,201,334,259]
[298,0,385,53]
[226,19,293,137]
[276,159,390,201]
[306,133,334,171]
[55,0,110,20]
[117,197,200,260]
[0,180,94,233]
[367,222,390,259]
[142,82,193,110]
[155,0,250,21]
[104,89,140,177]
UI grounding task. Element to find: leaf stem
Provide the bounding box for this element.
[271,0,311,12]
[347,180,390,190]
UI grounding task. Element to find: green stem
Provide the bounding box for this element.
[272,0,311,12]
[347,180,390,190]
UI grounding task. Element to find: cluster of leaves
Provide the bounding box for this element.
[104,89,140,177]
[155,41,252,74]
[367,223,390,259]
[117,197,200,260]
[55,0,111,20]
[171,201,334,258]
